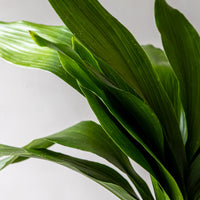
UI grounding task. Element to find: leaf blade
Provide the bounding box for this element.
[0,21,82,94]
[155,0,200,160]
[49,0,187,181]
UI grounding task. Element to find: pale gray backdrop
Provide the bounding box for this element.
[0,0,198,200]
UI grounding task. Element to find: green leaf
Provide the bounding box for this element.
[28,148,138,200]
[186,153,200,198]
[30,31,164,160]
[0,120,153,199]
[0,144,27,157]
[155,0,200,160]
[151,175,170,200]
[30,121,134,174]
[48,0,187,182]
[0,21,82,94]
[58,51,164,160]
[143,45,188,144]
[30,31,184,199]
[81,87,183,200]
[73,38,138,96]
[73,39,165,157]
[0,143,138,200]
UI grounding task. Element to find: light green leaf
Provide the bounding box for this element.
[0,144,27,157]
[0,143,138,200]
[0,21,82,94]
[155,0,200,160]
[0,156,16,170]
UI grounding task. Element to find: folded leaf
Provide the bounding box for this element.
[155,0,200,160]
[0,143,138,200]
[0,21,82,94]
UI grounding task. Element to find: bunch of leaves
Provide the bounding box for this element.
[0,0,199,199]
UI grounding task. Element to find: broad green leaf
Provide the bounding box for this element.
[59,45,183,199]
[0,21,82,94]
[48,0,187,181]
[59,51,164,161]
[56,51,154,199]
[143,45,188,144]
[0,120,152,199]
[30,31,164,160]
[155,0,200,160]
[43,121,154,200]
[72,39,164,158]
[0,143,138,200]
[81,87,183,200]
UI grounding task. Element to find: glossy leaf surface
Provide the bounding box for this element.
[0,21,81,93]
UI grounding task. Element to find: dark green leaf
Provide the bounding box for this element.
[155,0,200,160]
[186,153,200,198]
[49,0,187,181]
[30,32,164,161]
[30,31,184,199]
[143,45,188,144]
[81,87,183,200]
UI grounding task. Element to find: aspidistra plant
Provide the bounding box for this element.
[0,0,199,199]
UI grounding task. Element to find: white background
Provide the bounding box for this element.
[0,0,199,199]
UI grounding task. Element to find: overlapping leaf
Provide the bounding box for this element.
[143,45,188,144]
[31,31,164,160]
[81,88,183,200]
[48,0,187,183]
[0,143,137,200]
[0,21,81,93]
[155,0,200,161]
[29,30,185,199]
[151,176,170,200]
